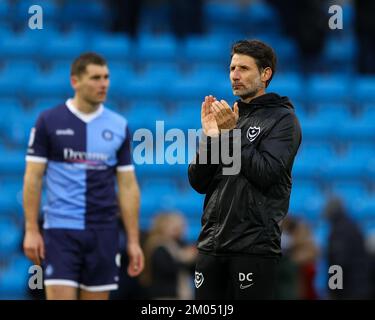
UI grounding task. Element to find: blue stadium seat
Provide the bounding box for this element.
[321,145,375,180]
[267,73,303,102]
[313,102,353,115]
[0,220,22,260]
[335,110,375,141]
[175,189,205,217]
[0,99,24,133]
[292,143,335,179]
[125,101,168,133]
[31,98,63,113]
[140,63,181,85]
[108,65,137,98]
[0,180,23,215]
[189,62,227,76]
[300,105,353,141]
[0,65,28,96]
[136,34,178,63]
[5,107,41,146]
[322,37,356,70]
[183,35,232,64]
[140,183,183,217]
[168,71,228,102]
[365,156,375,180]
[330,181,368,209]
[0,149,25,175]
[354,76,375,103]
[112,73,167,100]
[169,102,201,132]
[0,1,10,19]
[41,32,86,60]
[88,34,132,61]
[24,68,72,99]
[289,180,326,221]
[313,105,353,124]
[298,115,333,141]
[19,23,60,43]
[361,103,375,114]
[2,60,40,78]
[186,64,233,101]
[350,195,375,221]
[307,74,350,103]
[0,32,38,59]
[0,255,31,299]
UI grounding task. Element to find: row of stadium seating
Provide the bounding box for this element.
[1,104,375,148]
[0,30,357,72]
[2,167,375,221]
[1,66,374,103]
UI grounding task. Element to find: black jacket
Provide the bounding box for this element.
[188,93,302,257]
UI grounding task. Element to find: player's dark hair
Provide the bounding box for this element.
[71,52,107,77]
[231,40,277,88]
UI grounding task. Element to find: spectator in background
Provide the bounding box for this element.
[324,197,372,299]
[108,0,203,38]
[140,212,197,299]
[285,217,319,299]
[277,216,319,299]
[354,0,375,73]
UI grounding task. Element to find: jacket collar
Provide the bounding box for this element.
[237,93,292,117]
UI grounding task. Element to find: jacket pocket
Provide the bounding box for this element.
[247,186,267,226]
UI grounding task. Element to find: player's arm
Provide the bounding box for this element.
[116,170,144,277]
[23,161,46,265]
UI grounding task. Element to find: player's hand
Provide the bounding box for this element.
[126,242,144,277]
[211,100,239,131]
[23,229,45,266]
[201,95,220,137]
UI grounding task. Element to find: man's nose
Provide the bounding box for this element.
[101,79,109,87]
[232,70,240,80]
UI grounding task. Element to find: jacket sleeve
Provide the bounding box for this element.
[240,113,301,190]
[188,135,220,194]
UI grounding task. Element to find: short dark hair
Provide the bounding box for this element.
[231,40,277,88]
[71,52,107,77]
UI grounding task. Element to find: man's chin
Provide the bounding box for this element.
[233,90,258,100]
[94,97,106,104]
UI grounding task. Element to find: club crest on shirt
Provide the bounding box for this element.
[102,129,113,141]
[246,126,261,142]
[194,271,204,288]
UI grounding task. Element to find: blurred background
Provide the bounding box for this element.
[0,0,375,299]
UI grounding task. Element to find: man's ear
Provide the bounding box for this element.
[261,67,272,84]
[71,75,80,90]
